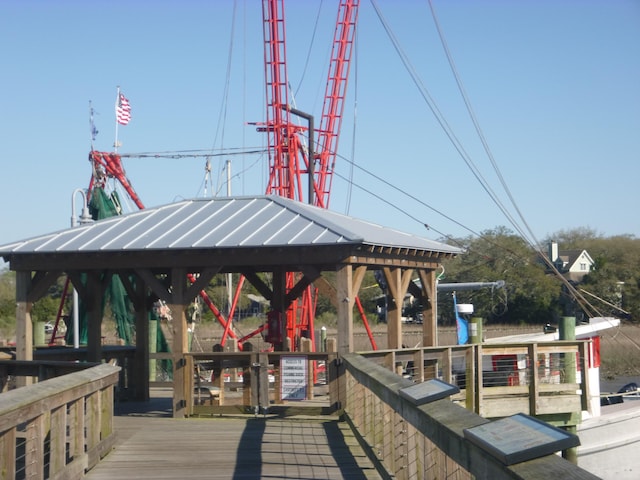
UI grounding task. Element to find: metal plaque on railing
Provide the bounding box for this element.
[399,378,460,405]
[463,413,580,465]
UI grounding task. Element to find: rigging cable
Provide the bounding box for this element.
[369,0,601,318]
[336,152,552,261]
[426,0,601,318]
[344,25,359,215]
[293,0,325,98]
[370,0,526,243]
[207,0,238,198]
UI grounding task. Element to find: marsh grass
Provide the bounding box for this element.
[598,323,640,379]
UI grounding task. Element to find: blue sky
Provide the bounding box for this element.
[1,0,639,250]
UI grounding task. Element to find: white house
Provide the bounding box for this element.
[548,241,595,282]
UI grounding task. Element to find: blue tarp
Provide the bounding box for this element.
[453,293,469,345]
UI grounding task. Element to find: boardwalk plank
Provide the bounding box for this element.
[85,415,383,480]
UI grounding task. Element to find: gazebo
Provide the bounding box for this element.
[0,195,461,412]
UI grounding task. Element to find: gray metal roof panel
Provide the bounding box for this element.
[0,196,462,256]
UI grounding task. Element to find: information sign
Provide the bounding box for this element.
[281,355,307,401]
[463,413,580,465]
[399,379,459,405]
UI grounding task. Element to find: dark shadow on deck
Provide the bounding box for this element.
[114,395,172,417]
[323,421,377,480]
[233,418,266,479]
[230,417,379,480]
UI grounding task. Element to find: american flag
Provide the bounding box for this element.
[116,93,131,125]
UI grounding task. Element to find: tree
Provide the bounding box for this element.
[579,235,640,321]
[441,227,562,325]
[543,227,602,249]
[0,271,16,340]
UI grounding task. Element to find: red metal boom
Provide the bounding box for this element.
[261,0,359,350]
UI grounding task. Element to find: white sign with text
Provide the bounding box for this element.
[281,356,307,400]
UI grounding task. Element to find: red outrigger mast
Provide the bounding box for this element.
[258,0,361,351]
[53,1,366,353]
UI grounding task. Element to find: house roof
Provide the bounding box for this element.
[0,196,461,271]
[559,249,593,267]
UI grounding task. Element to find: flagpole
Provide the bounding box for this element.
[89,100,94,150]
[114,86,120,153]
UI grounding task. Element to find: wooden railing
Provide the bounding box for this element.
[1,345,136,400]
[341,352,599,480]
[0,362,120,480]
[184,350,340,416]
[360,340,590,426]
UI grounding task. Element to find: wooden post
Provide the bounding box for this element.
[86,273,104,364]
[149,317,157,382]
[336,264,354,354]
[383,267,413,350]
[326,339,343,411]
[469,317,483,344]
[133,279,150,401]
[418,269,437,347]
[243,352,254,409]
[169,267,189,418]
[15,271,33,387]
[412,349,424,382]
[385,267,402,350]
[465,345,476,412]
[301,337,314,400]
[560,316,578,464]
[529,343,539,416]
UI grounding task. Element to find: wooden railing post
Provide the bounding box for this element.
[184,354,193,416]
[465,345,476,412]
[529,343,539,416]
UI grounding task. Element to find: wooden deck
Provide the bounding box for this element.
[85,389,383,480]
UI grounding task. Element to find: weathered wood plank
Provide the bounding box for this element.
[85,416,384,480]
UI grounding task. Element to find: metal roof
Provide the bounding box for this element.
[0,195,461,257]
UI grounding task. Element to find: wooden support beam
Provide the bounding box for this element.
[313,275,338,309]
[168,267,189,418]
[383,267,414,349]
[242,269,273,302]
[351,265,367,298]
[15,271,33,386]
[129,275,150,401]
[271,271,286,312]
[86,271,107,363]
[66,271,88,301]
[185,267,221,300]
[336,264,354,354]
[116,272,143,310]
[285,266,321,307]
[135,269,172,303]
[418,269,437,347]
[27,270,62,303]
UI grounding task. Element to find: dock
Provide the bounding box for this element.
[85,390,383,480]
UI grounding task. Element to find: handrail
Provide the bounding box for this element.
[0,362,120,480]
[341,352,599,480]
[183,351,339,416]
[359,340,590,424]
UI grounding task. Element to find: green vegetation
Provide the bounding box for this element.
[0,269,15,341]
[438,227,639,326]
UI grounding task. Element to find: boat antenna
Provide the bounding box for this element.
[89,100,98,150]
